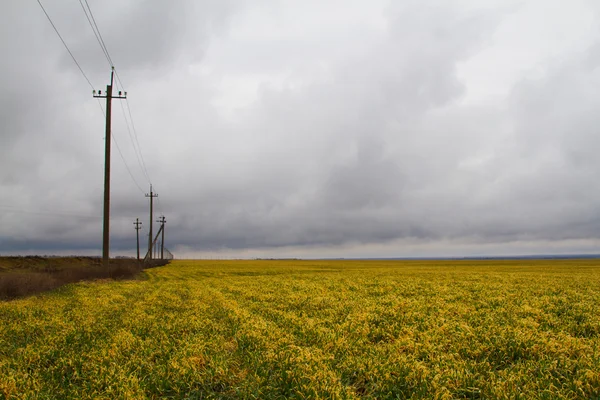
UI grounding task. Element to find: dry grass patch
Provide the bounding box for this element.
[0,257,144,300]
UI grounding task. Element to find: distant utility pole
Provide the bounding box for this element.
[134,218,142,260]
[157,215,166,259]
[145,185,158,259]
[93,67,127,268]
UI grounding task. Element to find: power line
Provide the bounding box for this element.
[83,0,114,66]
[95,98,106,115]
[36,3,145,210]
[36,1,142,195]
[76,0,151,189]
[36,0,94,90]
[34,1,163,258]
[95,92,146,194]
[77,2,163,260]
[155,196,165,218]
[114,70,152,184]
[77,0,112,68]
[113,77,152,185]
[75,1,153,188]
[95,96,146,194]
[117,90,147,183]
[113,134,146,194]
[145,186,158,260]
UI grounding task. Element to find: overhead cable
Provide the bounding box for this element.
[36,0,94,90]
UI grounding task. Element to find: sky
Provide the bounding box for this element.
[1,0,600,258]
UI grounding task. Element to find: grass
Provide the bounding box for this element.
[0,257,149,300]
[1,259,599,399]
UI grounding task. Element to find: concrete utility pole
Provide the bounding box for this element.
[157,215,166,259]
[145,185,158,259]
[134,218,142,260]
[94,67,127,268]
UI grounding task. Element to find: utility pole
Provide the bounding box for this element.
[134,218,142,260]
[157,215,166,259]
[93,67,127,268]
[145,185,158,259]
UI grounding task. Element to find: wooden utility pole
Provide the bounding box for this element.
[157,215,166,259]
[145,185,158,259]
[134,218,142,260]
[94,67,127,268]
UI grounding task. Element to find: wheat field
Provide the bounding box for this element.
[1,259,599,399]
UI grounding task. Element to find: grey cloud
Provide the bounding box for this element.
[3,1,600,257]
[319,138,405,210]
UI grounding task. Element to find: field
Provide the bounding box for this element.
[1,259,600,399]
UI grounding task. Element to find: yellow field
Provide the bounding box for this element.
[1,259,600,399]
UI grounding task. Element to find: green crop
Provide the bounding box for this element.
[1,259,599,399]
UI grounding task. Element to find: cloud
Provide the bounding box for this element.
[2,0,600,257]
